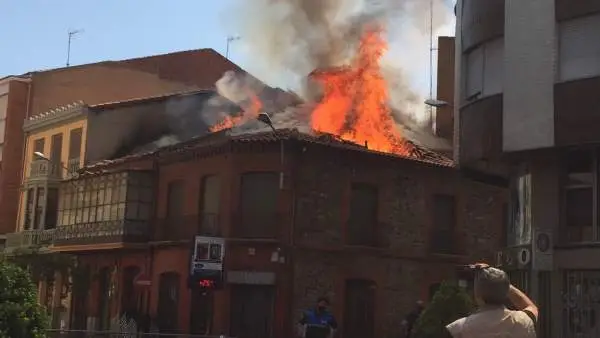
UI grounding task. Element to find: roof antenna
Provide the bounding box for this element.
[66,29,84,67]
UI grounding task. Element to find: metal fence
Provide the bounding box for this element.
[46,330,230,338]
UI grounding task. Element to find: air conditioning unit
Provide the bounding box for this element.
[497,246,530,270]
[532,229,553,271]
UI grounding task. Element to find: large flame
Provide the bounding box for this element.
[210,92,263,132]
[210,26,409,155]
[310,26,407,154]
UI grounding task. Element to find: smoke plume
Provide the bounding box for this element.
[222,0,453,124]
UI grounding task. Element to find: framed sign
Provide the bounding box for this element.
[189,236,225,290]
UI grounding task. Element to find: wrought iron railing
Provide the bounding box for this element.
[67,157,81,176]
[4,229,56,252]
[230,211,281,239]
[29,159,62,179]
[345,221,388,248]
[54,220,150,246]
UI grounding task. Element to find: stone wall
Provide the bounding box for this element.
[291,144,507,338]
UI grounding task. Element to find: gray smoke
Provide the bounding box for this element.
[222,0,452,116]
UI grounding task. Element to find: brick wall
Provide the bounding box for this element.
[0,80,29,234]
[290,144,506,338]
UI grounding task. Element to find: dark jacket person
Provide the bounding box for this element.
[298,297,338,338]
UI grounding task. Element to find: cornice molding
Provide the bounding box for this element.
[23,101,87,133]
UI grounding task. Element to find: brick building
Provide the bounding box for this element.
[44,126,506,337]
[0,48,242,240]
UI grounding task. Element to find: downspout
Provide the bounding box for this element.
[146,157,159,326]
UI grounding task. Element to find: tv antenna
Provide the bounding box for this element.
[428,0,438,130]
[66,29,84,67]
[226,35,241,59]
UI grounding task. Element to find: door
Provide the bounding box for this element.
[190,289,214,335]
[229,285,275,338]
[157,272,180,333]
[343,279,375,338]
[97,267,111,331]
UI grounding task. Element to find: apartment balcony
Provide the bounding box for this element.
[345,221,389,248]
[154,213,222,242]
[4,229,56,254]
[28,160,62,181]
[53,220,150,247]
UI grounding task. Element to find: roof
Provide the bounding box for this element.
[88,89,215,111]
[81,128,453,174]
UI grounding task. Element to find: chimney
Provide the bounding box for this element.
[435,36,455,143]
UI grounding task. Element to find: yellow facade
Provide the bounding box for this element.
[17,116,88,230]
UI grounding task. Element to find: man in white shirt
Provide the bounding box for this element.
[446,263,537,338]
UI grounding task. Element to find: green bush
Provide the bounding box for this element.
[412,281,475,338]
[0,261,49,338]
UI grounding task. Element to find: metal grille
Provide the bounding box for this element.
[562,270,600,338]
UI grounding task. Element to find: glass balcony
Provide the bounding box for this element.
[54,220,149,246]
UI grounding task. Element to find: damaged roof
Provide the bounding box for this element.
[82,127,453,174]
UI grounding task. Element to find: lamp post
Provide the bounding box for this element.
[257,113,284,189]
[424,99,450,108]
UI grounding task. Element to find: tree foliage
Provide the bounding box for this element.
[412,281,476,338]
[0,260,49,338]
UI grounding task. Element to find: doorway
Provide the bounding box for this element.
[229,285,275,338]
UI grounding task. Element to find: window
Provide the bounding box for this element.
[58,173,133,226]
[34,187,45,229]
[24,188,34,230]
[563,150,594,243]
[199,175,221,236]
[509,165,532,246]
[45,188,59,229]
[563,270,600,337]
[33,138,45,159]
[238,172,279,238]
[431,194,457,254]
[558,14,600,82]
[343,279,375,338]
[166,180,184,218]
[464,38,504,100]
[69,128,82,160]
[50,134,63,163]
[347,183,379,246]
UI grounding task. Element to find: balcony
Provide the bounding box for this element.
[154,213,222,242]
[66,158,81,177]
[29,160,62,181]
[54,220,150,247]
[345,221,388,248]
[4,229,56,253]
[430,229,459,255]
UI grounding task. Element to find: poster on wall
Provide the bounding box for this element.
[188,236,225,290]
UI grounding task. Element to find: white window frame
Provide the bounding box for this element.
[464,38,504,102]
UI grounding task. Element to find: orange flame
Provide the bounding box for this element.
[210,93,263,132]
[310,26,408,154]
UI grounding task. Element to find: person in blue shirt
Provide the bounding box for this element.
[298,297,338,338]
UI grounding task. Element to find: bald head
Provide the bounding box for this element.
[475,267,510,306]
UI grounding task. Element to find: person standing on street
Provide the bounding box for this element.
[446,263,537,338]
[298,297,338,338]
[402,300,425,338]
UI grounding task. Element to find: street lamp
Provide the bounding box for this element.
[256,113,284,189]
[257,112,276,132]
[424,99,451,108]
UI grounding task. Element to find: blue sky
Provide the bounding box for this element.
[0,0,455,102]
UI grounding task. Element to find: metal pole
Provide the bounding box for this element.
[66,29,83,67]
[429,0,434,127]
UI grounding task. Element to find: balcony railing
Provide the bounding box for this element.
[29,160,62,180]
[4,229,56,253]
[54,220,150,246]
[154,213,222,242]
[66,157,81,177]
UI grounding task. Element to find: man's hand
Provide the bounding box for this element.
[469,262,490,270]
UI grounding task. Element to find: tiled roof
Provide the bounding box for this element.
[81,128,453,173]
[88,89,214,111]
